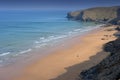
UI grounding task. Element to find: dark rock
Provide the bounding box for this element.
[67,11,83,20]
[114,31,120,37]
[104,38,120,53]
[80,37,120,80]
[109,18,120,25]
[115,26,120,31]
[117,20,120,25]
[103,41,115,53]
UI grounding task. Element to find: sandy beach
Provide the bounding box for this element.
[0,25,117,80]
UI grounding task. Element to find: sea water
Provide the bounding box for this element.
[0,10,102,66]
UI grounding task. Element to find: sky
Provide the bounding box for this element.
[0,0,120,10]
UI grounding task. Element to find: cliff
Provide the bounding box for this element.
[80,26,120,80]
[67,6,120,80]
[67,6,120,24]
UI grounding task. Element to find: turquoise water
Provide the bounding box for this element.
[0,10,101,65]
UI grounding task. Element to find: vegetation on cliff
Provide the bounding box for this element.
[67,6,120,24]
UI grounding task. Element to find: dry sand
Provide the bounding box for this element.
[2,26,118,80]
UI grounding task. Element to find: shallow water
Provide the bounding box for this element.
[0,10,101,66]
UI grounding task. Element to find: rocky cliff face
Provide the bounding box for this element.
[80,26,120,80]
[67,6,120,24]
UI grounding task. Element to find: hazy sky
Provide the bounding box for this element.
[0,0,120,10]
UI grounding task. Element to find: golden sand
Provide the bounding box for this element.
[2,26,118,80]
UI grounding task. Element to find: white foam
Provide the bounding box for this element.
[40,37,45,40]
[34,35,68,49]
[35,41,40,44]
[37,35,67,43]
[34,24,102,49]
[68,31,73,34]
[49,36,54,38]
[19,49,32,54]
[74,29,81,31]
[0,52,10,56]
[35,43,47,48]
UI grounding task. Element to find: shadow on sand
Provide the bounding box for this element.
[50,51,109,80]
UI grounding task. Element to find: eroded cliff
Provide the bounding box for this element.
[67,6,120,24]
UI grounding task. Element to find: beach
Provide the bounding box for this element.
[1,25,115,80]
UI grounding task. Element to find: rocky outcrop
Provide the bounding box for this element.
[67,6,120,24]
[79,27,120,80]
[80,37,120,80]
[67,6,120,80]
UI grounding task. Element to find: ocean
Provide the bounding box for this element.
[0,10,102,66]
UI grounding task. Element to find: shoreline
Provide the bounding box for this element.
[0,25,117,80]
[0,24,101,67]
